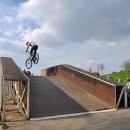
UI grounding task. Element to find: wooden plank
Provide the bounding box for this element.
[29,76,88,118]
[2,81,6,121]
[26,81,30,119]
[6,81,27,119]
[117,87,125,108]
[0,57,29,81]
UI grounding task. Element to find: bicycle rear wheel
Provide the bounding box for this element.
[47,66,57,76]
[26,58,32,69]
[33,53,39,64]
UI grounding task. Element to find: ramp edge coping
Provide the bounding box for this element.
[30,109,117,120]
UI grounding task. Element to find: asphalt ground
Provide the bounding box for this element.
[4,108,130,130]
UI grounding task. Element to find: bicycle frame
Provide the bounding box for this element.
[26,51,39,69]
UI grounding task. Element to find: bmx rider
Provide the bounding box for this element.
[26,41,38,59]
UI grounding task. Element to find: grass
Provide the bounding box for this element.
[103,71,130,84]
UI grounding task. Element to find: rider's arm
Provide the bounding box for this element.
[26,44,30,52]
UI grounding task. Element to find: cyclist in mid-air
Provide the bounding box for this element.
[26,41,38,60]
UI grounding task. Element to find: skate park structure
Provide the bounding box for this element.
[0,57,129,121]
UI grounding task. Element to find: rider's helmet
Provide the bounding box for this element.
[26,41,29,45]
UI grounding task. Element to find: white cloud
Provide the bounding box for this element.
[85,60,100,68]
[15,23,23,33]
[0,0,130,75]
[87,39,117,46]
[4,31,13,36]
[0,16,12,23]
[3,16,13,23]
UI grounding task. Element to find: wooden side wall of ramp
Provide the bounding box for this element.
[41,64,124,108]
[0,57,30,121]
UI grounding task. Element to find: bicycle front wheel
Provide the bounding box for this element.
[26,58,32,69]
[34,53,39,64]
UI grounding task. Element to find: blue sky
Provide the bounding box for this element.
[0,0,130,75]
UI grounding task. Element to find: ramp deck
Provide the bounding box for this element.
[0,57,28,81]
[29,76,113,118]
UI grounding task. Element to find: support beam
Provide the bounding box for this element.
[2,81,6,121]
[6,81,27,119]
[117,87,125,108]
[124,86,127,108]
[27,81,30,119]
[20,86,27,105]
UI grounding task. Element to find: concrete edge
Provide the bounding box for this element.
[30,109,117,121]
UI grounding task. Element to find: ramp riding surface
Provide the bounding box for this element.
[0,57,28,81]
[29,76,87,118]
[29,76,88,118]
[29,76,113,119]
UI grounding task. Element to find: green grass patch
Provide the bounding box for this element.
[103,71,130,84]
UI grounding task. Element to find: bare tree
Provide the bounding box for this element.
[89,67,92,73]
[99,63,106,75]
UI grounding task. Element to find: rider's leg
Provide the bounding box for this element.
[33,45,38,59]
[31,45,38,60]
[33,45,38,55]
[30,47,34,57]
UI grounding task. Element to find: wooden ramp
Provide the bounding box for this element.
[0,57,29,121]
[29,76,113,119]
[29,76,88,118]
[0,57,28,81]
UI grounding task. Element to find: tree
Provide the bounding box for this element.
[89,67,92,73]
[99,63,106,75]
[120,59,130,76]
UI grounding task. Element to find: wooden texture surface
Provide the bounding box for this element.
[29,76,113,118]
[0,57,29,81]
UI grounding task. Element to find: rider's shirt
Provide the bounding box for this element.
[30,42,37,47]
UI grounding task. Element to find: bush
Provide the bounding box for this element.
[93,72,100,76]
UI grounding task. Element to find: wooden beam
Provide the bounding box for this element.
[27,81,30,119]
[6,81,27,119]
[124,86,127,108]
[2,81,6,121]
[20,85,27,105]
[117,87,125,108]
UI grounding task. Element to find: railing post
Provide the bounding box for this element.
[27,81,30,119]
[124,86,127,108]
[3,81,6,121]
[117,86,125,108]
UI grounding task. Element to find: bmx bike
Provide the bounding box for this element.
[47,66,57,76]
[26,51,39,69]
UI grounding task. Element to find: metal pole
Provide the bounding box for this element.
[124,86,127,108]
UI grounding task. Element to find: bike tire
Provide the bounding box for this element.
[26,58,32,69]
[34,53,39,64]
[47,66,57,76]
[53,66,57,75]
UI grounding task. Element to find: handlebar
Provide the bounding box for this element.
[26,51,30,54]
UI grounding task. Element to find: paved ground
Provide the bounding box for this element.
[4,108,130,130]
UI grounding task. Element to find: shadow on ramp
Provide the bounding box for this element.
[29,76,88,118]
